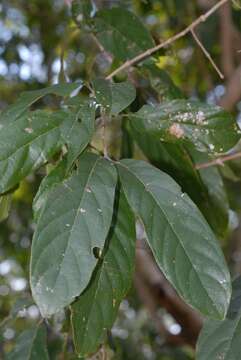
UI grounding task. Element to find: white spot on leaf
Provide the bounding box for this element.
[24,127,33,134]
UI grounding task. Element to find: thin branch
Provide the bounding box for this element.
[106,0,229,80]
[0,315,10,329]
[195,151,241,169]
[218,64,241,110]
[191,29,224,78]
[100,110,109,159]
[91,33,113,63]
[219,1,234,77]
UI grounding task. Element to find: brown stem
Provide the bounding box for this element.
[218,64,241,110]
[195,150,241,169]
[106,0,229,80]
[191,29,224,78]
[219,1,235,78]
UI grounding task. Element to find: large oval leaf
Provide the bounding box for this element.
[197,277,241,360]
[30,153,117,317]
[129,100,240,153]
[95,7,154,62]
[117,159,231,319]
[0,102,95,194]
[6,323,49,360]
[0,82,82,124]
[0,110,68,193]
[71,189,136,357]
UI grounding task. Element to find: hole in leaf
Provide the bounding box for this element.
[92,247,102,259]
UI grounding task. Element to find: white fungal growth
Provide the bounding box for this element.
[196,110,205,124]
[24,127,33,134]
[77,14,83,22]
[219,279,227,284]
[80,208,86,213]
[179,112,190,122]
[169,123,184,139]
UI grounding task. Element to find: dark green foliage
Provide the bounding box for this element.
[30,153,117,317]
[6,323,49,360]
[197,277,241,360]
[1,2,241,359]
[117,159,230,319]
[95,7,154,62]
[71,190,136,356]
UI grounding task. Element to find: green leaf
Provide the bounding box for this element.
[95,7,154,62]
[117,159,231,319]
[71,190,136,357]
[111,81,136,115]
[141,62,183,100]
[129,100,240,153]
[33,158,68,220]
[63,100,96,168]
[0,194,11,222]
[129,125,229,237]
[6,323,49,360]
[197,276,241,360]
[0,110,69,194]
[0,103,93,194]
[92,78,112,112]
[92,79,136,114]
[30,153,117,317]
[191,149,229,236]
[1,82,82,124]
[121,119,134,159]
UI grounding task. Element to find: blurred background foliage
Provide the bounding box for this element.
[0,0,241,359]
